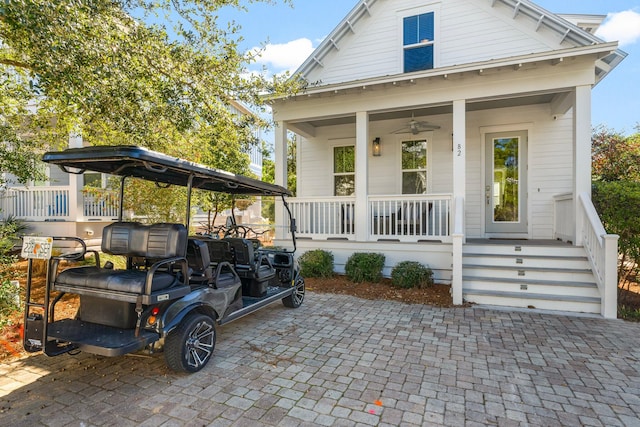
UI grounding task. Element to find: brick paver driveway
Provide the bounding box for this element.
[1,292,640,426]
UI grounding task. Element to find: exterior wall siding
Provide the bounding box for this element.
[296,103,574,240]
[304,0,558,86]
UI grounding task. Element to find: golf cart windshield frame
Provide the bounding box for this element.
[42,145,297,250]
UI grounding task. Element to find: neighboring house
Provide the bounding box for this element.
[269,0,626,318]
[0,100,265,245]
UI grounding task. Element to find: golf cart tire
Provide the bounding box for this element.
[282,277,305,308]
[165,312,216,373]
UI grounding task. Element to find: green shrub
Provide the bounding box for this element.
[298,249,334,278]
[391,261,434,289]
[593,181,640,305]
[619,305,640,322]
[0,278,20,328]
[345,252,385,283]
[0,216,26,328]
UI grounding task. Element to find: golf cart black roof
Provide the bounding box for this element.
[43,145,291,196]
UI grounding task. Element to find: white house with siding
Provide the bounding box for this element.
[269,0,626,318]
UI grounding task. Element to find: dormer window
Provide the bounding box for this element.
[403,12,435,73]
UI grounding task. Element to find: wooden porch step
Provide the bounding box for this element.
[463,253,590,269]
[461,243,602,315]
[462,289,601,304]
[463,264,595,282]
[463,289,601,313]
[463,264,591,274]
[463,243,584,257]
[462,275,597,289]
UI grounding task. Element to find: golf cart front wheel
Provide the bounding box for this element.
[282,276,305,308]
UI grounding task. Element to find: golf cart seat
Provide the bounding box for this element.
[54,222,190,304]
[186,238,241,288]
[224,238,276,297]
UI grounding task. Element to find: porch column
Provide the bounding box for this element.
[274,121,288,241]
[354,111,369,241]
[451,99,466,305]
[573,85,591,246]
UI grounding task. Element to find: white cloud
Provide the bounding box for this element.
[596,9,640,47]
[251,38,316,73]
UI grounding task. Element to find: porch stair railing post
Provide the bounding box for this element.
[578,192,619,319]
[451,196,464,305]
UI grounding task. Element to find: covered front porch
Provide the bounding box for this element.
[269,52,619,317]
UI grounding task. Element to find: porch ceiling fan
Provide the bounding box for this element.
[392,113,441,135]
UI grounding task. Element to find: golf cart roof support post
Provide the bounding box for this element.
[185,174,194,229]
[281,194,297,254]
[118,176,127,221]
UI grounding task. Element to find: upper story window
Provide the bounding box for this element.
[403,12,434,73]
[334,145,355,196]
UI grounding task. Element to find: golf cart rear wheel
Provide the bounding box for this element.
[165,313,216,373]
[282,276,305,308]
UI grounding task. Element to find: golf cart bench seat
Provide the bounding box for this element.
[224,238,276,297]
[186,238,241,289]
[54,222,190,304]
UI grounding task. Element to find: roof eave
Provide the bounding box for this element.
[271,43,623,101]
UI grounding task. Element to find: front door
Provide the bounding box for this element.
[485,131,528,235]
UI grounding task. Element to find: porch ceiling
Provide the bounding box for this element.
[294,92,560,130]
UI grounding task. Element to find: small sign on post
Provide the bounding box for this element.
[21,236,54,260]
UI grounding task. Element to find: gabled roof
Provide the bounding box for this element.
[293,0,626,86]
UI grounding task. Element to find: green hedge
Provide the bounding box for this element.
[345,252,385,283]
[298,249,334,278]
[391,261,433,289]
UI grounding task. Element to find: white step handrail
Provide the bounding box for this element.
[578,193,619,319]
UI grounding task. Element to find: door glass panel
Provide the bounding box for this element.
[492,137,519,223]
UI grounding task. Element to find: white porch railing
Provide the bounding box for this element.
[288,197,356,239]
[368,194,451,241]
[82,190,119,219]
[578,193,619,319]
[288,194,452,241]
[1,187,119,221]
[553,193,574,242]
[1,187,70,220]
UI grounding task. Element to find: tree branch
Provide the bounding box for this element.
[0,57,32,70]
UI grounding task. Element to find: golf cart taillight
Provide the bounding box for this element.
[148,307,161,326]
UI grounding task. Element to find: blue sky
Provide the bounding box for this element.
[219,0,640,135]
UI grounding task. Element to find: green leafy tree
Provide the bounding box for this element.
[592,125,640,182]
[591,125,640,311]
[0,0,298,188]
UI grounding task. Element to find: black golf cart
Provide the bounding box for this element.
[22,145,304,373]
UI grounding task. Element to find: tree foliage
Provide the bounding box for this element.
[591,125,640,307]
[0,0,298,187]
[592,125,640,182]
[592,181,640,304]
